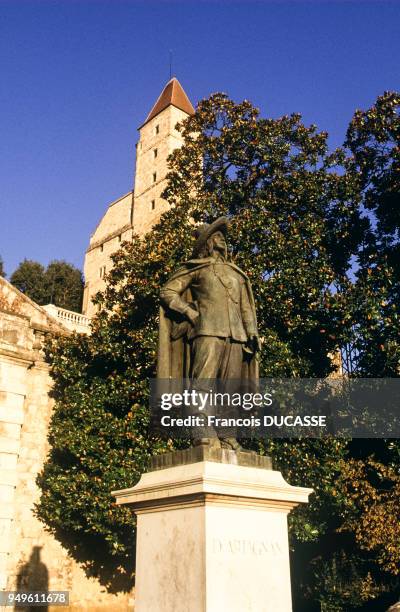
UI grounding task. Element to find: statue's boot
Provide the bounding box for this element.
[219,437,244,451]
[193,437,222,450]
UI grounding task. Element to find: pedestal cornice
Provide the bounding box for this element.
[113,453,313,514]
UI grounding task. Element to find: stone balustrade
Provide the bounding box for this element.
[42,304,91,334]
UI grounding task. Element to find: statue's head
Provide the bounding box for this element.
[192,217,229,259]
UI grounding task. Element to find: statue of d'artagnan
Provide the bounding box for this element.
[157,217,259,450]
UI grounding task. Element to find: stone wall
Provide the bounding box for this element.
[0,278,132,610]
[82,192,134,317]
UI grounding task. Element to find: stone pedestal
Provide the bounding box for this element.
[113,448,312,612]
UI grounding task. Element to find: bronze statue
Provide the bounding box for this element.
[157,217,259,450]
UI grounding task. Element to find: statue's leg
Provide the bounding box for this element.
[218,340,247,451]
[190,336,225,448]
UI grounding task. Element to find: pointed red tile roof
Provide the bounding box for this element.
[143,78,195,126]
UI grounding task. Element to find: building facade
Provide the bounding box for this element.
[82,78,194,317]
[0,277,130,610]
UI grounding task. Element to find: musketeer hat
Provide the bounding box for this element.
[192,217,230,257]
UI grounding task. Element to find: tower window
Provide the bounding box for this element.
[155,125,159,135]
[154,148,158,158]
[99,265,106,278]
[153,172,157,183]
[100,244,103,252]
[118,234,122,242]
[151,200,155,210]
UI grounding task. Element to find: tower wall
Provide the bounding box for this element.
[82,79,194,317]
[82,192,133,317]
[133,106,189,236]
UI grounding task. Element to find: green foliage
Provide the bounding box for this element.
[10,259,84,311]
[311,551,383,611]
[36,92,400,607]
[346,91,400,244]
[10,259,46,303]
[164,94,363,377]
[345,91,400,376]
[45,260,84,312]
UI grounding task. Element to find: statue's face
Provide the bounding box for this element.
[211,231,226,252]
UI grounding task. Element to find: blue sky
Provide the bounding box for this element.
[1,1,399,276]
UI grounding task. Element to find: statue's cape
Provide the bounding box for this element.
[157,258,259,381]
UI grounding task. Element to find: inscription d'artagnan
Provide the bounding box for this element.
[211,538,283,556]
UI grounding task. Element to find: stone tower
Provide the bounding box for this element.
[133,78,194,235]
[82,78,194,317]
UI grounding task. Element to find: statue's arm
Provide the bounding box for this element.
[240,282,259,351]
[160,271,198,322]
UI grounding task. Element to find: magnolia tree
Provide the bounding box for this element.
[36,92,400,609]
